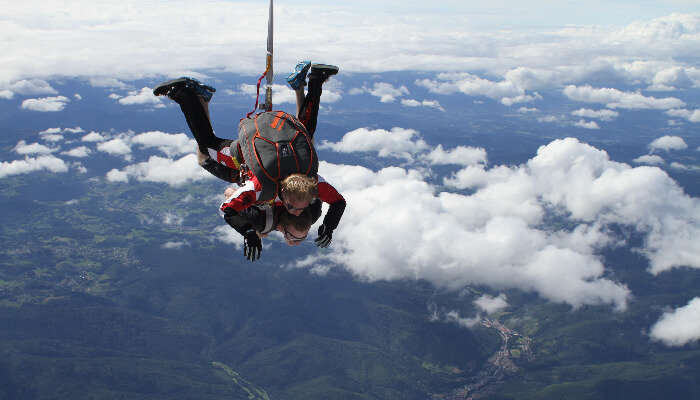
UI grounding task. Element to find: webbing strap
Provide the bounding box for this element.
[262,205,275,234]
[246,69,268,119]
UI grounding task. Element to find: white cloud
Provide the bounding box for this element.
[21,96,70,112]
[649,66,694,91]
[162,212,184,226]
[39,128,62,135]
[304,137,700,310]
[354,82,409,103]
[213,224,244,248]
[474,294,508,314]
[82,131,107,142]
[13,140,57,155]
[162,241,189,249]
[633,154,665,165]
[117,87,161,106]
[131,131,195,156]
[563,85,685,110]
[666,108,700,123]
[426,145,487,167]
[669,162,700,172]
[92,130,196,160]
[571,108,619,121]
[89,77,128,88]
[574,120,600,129]
[9,79,57,95]
[74,93,82,100]
[400,98,445,111]
[72,161,87,174]
[518,107,538,113]
[64,127,85,134]
[312,161,629,311]
[417,73,541,106]
[238,83,296,105]
[318,127,429,161]
[0,90,14,99]
[649,135,688,151]
[105,168,129,183]
[0,155,69,179]
[105,154,212,186]
[41,134,64,143]
[650,298,700,347]
[61,146,92,158]
[97,137,132,157]
[39,126,84,140]
[445,311,481,328]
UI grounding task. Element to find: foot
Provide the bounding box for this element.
[153,77,216,103]
[308,64,339,83]
[286,61,311,90]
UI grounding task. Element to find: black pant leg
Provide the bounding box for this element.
[298,74,323,139]
[177,91,227,153]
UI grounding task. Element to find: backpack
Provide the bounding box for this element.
[238,111,318,202]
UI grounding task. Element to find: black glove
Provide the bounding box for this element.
[243,230,262,261]
[315,224,333,248]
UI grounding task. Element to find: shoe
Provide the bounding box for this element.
[153,77,216,103]
[308,64,339,83]
[286,61,311,90]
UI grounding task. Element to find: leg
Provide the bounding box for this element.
[298,64,338,139]
[154,77,241,183]
[294,86,306,117]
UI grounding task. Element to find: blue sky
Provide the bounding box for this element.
[2,0,700,346]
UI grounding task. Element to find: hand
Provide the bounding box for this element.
[315,224,333,248]
[243,230,262,261]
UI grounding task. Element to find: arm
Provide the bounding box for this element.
[220,202,266,262]
[307,199,323,225]
[223,206,266,236]
[313,176,346,248]
[316,176,346,231]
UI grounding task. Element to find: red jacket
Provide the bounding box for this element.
[220,174,346,231]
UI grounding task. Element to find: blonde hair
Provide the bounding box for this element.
[280,174,317,203]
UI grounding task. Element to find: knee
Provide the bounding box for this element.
[196,147,210,166]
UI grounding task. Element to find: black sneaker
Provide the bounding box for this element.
[153,77,216,103]
[308,64,339,83]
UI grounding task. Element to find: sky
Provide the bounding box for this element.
[2,0,700,347]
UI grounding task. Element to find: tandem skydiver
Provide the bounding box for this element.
[153,61,345,259]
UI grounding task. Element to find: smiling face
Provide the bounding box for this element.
[281,224,309,246]
[276,205,313,246]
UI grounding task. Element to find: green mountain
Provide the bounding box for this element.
[2,172,699,399]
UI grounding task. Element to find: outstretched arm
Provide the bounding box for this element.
[221,203,267,262]
[314,175,346,248]
[316,176,346,231]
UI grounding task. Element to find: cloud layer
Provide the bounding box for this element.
[300,132,700,311]
[2,4,700,97]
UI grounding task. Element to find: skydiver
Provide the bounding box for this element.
[221,186,323,261]
[153,62,345,248]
